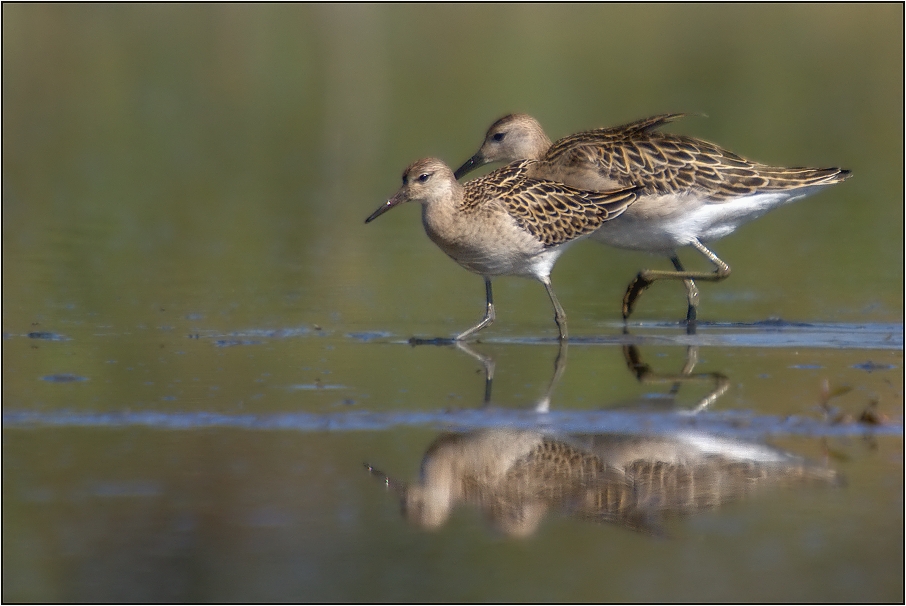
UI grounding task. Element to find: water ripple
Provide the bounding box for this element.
[3,408,900,438]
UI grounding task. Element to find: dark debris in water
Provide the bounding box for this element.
[851,361,896,372]
[824,402,892,428]
[816,380,895,427]
[41,374,88,383]
[858,400,890,426]
[28,331,68,341]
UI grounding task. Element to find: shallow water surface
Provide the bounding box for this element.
[3,327,903,602]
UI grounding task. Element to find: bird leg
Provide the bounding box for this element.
[539,276,568,341]
[455,277,496,341]
[622,239,731,321]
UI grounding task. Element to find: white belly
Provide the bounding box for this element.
[592,190,817,253]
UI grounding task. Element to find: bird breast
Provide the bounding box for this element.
[421,202,551,277]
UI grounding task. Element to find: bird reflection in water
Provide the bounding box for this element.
[452,340,568,412]
[453,339,728,414]
[621,343,730,413]
[365,428,841,538]
[367,344,839,537]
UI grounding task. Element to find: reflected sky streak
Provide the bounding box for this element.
[4,408,900,437]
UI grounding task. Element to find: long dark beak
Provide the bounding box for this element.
[365,190,405,223]
[453,153,483,180]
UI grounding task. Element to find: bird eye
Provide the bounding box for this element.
[492,132,506,142]
[417,173,430,182]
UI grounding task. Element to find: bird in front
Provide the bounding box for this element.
[366,158,638,340]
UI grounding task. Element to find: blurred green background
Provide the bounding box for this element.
[3,3,903,334]
[2,4,903,602]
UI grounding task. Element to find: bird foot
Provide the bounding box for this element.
[622,273,654,319]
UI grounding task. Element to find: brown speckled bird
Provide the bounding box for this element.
[455,114,851,322]
[366,158,638,340]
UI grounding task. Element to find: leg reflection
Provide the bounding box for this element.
[622,344,729,413]
[454,341,496,405]
[534,340,567,413]
[454,340,568,411]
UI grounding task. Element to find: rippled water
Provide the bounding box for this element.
[4,326,903,601]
